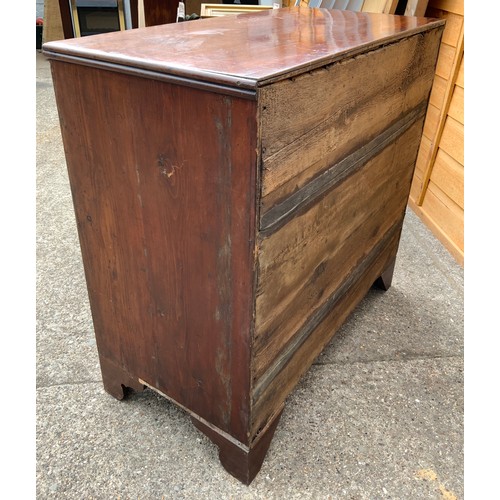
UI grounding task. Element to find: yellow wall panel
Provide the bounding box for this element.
[423,104,440,139]
[411,135,431,202]
[410,0,463,265]
[440,116,464,165]
[448,84,464,124]
[361,1,389,13]
[427,9,463,47]
[429,74,447,110]
[421,181,464,253]
[430,149,464,209]
[435,43,455,80]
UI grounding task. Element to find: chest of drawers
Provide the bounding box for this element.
[43,8,443,484]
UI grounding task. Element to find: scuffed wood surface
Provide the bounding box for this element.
[253,119,425,387]
[259,28,443,214]
[51,60,257,444]
[43,8,443,89]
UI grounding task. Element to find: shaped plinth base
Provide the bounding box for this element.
[191,408,284,485]
[372,256,396,291]
[99,356,146,400]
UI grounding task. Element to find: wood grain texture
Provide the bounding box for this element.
[439,116,463,165]
[408,0,463,266]
[427,8,463,47]
[422,103,440,139]
[99,355,146,400]
[260,104,427,235]
[413,135,431,179]
[421,181,463,250]
[455,55,464,88]
[408,197,464,266]
[259,27,443,213]
[429,74,447,110]
[416,23,463,205]
[44,0,65,42]
[404,0,429,17]
[143,0,177,25]
[43,8,444,89]
[383,0,399,14]
[50,60,257,444]
[253,119,425,385]
[191,406,283,485]
[435,42,455,80]
[251,223,403,436]
[448,84,464,124]
[430,149,463,209]
[45,9,444,484]
[428,0,463,15]
[56,0,73,39]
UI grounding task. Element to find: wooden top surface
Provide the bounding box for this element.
[43,7,444,89]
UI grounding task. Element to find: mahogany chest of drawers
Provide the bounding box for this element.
[43,8,444,484]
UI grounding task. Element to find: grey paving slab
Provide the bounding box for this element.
[36,357,463,499]
[36,49,463,499]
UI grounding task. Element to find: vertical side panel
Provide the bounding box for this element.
[50,61,258,444]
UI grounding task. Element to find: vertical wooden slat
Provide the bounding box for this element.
[383,0,399,14]
[416,22,463,205]
[44,0,66,41]
[405,0,429,16]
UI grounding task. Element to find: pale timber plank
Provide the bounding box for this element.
[430,148,464,209]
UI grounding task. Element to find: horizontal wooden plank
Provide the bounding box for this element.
[448,84,464,124]
[408,202,464,265]
[253,120,423,382]
[439,115,463,165]
[440,11,463,47]
[421,180,464,252]
[251,223,402,436]
[52,60,259,441]
[426,8,463,47]
[435,42,456,81]
[429,74,447,110]
[428,0,463,16]
[259,28,443,212]
[253,223,401,406]
[430,148,464,209]
[260,104,426,235]
[405,0,429,17]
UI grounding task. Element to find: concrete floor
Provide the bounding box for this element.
[36,49,464,498]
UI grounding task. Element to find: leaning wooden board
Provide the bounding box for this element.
[42,8,444,485]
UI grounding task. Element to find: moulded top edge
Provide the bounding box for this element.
[42,7,445,89]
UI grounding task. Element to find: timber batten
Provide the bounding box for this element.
[409,0,464,265]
